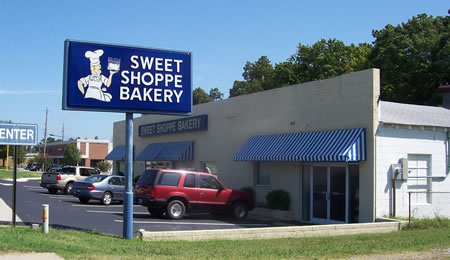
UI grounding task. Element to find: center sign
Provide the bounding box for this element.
[63,40,192,115]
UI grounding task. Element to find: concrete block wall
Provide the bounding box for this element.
[376,125,449,218]
[139,221,406,241]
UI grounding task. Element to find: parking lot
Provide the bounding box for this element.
[0,178,274,236]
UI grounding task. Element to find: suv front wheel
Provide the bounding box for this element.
[231,201,248,220]
[166,200,185,220]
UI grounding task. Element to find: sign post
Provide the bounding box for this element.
[0,123,38,227]
[63,40,192,239]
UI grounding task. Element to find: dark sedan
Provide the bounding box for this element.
[71,174,125,205]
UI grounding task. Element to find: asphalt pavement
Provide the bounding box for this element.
[0,178,272,236]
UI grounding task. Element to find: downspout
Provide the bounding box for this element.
[447,130,450,175]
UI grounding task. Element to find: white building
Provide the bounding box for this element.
[108,68,450,223]
[376,101,450,218]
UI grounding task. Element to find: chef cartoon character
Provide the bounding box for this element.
[77,49,119,102]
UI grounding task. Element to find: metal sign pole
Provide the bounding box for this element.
[123,112,133,239]
[12,146,17,227]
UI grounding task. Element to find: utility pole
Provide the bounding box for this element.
[62,123,65,141]
[43,108,48,172]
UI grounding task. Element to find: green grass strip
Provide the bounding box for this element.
[0,226,449,259]
[0,167,41,179]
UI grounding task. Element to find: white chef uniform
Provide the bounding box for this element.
[80,50,112,102]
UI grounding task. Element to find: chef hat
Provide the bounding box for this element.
[85,49,104,65]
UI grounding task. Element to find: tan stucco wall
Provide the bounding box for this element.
[112,69,380,222]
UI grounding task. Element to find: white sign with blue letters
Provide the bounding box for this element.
[0,123,38,145]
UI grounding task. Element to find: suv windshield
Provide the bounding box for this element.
[136,170,158,185]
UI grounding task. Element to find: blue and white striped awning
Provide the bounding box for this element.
[105,146,126,161]
[136,141,194,161]
[234,128,366,162]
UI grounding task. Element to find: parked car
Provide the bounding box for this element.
[28,162,42,171]
[71,174,125,205]
[40,166,99,194]
[47,164,63,172]
[134,169,255,220]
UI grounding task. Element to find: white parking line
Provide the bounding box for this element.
[114,220,268,227]
[49,196,78,199]
[71,204,141,208]
[87,210,148,214]
[0,183,13,186]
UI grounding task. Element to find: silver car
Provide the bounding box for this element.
[71,174,125,205]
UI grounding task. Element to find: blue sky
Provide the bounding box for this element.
[0,0,447,143]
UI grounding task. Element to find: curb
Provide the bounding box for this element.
[138,220,408,241]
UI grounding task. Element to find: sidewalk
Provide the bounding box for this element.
[0,198,22,223]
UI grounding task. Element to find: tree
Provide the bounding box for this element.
[63,144,81,166]
[193,87,212,105]
[96,161,112,172]
[33,153,51,168]
[229,56,275,97]
[0,145,25,166]
[229,43,371,97]
[209,88,224,101]
[39,137,56,145]
[289,39,372,83]
[371,13,450,106]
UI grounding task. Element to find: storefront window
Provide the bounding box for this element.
[255,162,270,186]
[145,161,172,169]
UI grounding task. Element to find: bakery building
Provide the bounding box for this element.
[109,69,450,223]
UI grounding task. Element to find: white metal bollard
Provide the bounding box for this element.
[42,204,49,233]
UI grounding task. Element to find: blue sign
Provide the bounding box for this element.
[139,115,208,137]
[0,123,38,145]
[63,40,192,115]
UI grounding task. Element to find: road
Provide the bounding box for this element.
[0,178,270,236]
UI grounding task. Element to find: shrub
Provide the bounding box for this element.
[266,189,290,210]
[96,161,112,173]
[240,186,255,196]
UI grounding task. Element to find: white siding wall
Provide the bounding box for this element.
[376,125,450,218]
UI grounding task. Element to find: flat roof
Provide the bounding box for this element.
[379,101,450,128]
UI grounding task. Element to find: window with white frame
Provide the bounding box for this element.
[407,154,432,204]
[255,162,270,186]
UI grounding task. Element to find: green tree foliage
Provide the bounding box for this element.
[193,87,212,105]
[63,144,81,166]
[33,153,51,168]
[96,161,112,172]
[371,13,450,105]
[229,56,275,97]
[0,145,25,166]
[229,42,372,97]
[289,39,372,83]
[209,88,224,101]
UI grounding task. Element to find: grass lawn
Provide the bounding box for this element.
[0,167,41,179]
[0,225,449,259]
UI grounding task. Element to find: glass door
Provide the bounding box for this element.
[312,166,327,220]
[311,165,348,224]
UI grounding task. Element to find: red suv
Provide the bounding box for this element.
[134,169,255,220]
